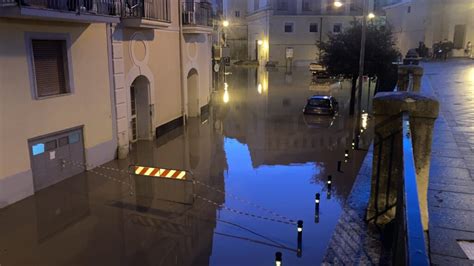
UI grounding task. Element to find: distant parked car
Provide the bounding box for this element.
[309,63,332,79]
[303,95,338,115]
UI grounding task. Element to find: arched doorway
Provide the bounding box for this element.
[187,69,200,117]
[130,76,152,142]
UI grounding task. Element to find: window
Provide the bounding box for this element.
[407,6,411,13]
[310,23,318,33]
[235,11,240,17]
[254,0,259,11]
[69,132,80,144]
[32,143,45,156]
[31,39,70,98]
[277,0,288,11]
[453,24,466,49]
[333,24,342,33]
[284,22,294,33]
[302,0,311,11]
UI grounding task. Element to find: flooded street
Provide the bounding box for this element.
[0,67,373,265]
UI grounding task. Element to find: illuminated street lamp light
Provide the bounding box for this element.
[368,12,375,19]
[334,1,343,8]
[223,20,229,27]
[257,40,263,46]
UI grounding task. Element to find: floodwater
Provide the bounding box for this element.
[0,67,373,265]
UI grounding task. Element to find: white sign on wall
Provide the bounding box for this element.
[286,47,294,59]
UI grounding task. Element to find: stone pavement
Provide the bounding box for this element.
[323,59,474,265]
[423,59,474,265]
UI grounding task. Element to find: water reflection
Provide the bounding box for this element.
[0,67,373,266]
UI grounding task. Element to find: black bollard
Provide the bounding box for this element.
[275,252,282,266]
[297,220,303,257]
[337,160,342,172]
[315,193,320,224]
[315,193,320,211]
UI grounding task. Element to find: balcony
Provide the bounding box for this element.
[0,0,121,23]
[121,0,171,28]
[182,1,212,34]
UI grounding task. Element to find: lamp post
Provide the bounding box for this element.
[334,0,371,115]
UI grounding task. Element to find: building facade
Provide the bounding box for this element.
[382,0,474,57]
[0,0,214,208]
[223,0,376,66]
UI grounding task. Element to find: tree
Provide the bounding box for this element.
[318,21,400,115]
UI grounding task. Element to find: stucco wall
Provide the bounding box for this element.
[122,28,182,131]
[269,15,357,65]
[0,18,113,179]
[183,34,212,112]
[385,0,474,56]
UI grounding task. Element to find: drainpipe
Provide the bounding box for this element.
[178,0,187,126]
[106,23,119,159]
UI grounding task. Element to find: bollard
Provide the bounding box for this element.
[344,150,349,162]
[297,220,303,257]
[315,193,320,211]
[337,161,342,172]
[275,252,282,266]
[315,193,320,224]
[327,176,332,199]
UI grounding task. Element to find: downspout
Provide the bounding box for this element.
[106,23,119,160]
[178,0,187,126]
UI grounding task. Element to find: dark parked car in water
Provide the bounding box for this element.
[303,95,338,115]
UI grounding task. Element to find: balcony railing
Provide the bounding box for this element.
[182,1,212,27]
[1,0,121,16]
[122,0,170,22]
[369,112,430,266]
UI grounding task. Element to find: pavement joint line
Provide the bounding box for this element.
[432,225,474,234]
[430,251,473,260]
[428,188,474,196]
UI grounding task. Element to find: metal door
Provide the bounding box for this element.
[29,128,85,191]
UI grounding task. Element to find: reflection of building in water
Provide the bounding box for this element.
[221,67,352,168]
[123,109,227,266]
[217,67,367,198]
[0,107,227,266]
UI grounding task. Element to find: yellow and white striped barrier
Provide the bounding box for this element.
[132,165,188,180]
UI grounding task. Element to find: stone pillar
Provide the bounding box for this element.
[367,92,439,231]
[111,25,129,159]
[397,65,424,92]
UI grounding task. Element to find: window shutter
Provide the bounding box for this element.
[32,40,68,97]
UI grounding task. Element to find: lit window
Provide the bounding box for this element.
[32,143,45,156]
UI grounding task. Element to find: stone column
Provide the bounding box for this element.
[367,92,439,231]
[397,65,424,92]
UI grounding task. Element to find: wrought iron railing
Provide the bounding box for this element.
[369,111,429,265]
[122,0,170,22]
[1,0,121,16]
[182,1,212,27]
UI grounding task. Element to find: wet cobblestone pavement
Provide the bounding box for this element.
[324,59,474,266]
[423,59,474,266]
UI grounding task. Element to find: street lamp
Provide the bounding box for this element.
[368,12,375,19]
[222,20,229,28]
[333,0,370,116]
[334,1,343,8]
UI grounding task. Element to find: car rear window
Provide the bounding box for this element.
[308,99,331,107]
